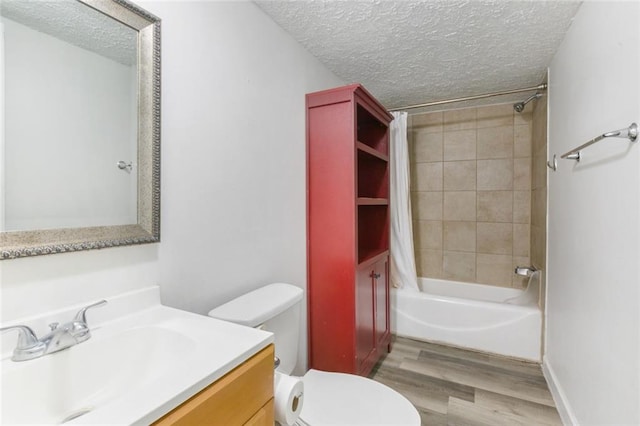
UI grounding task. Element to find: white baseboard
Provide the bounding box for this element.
[542,356,579,426]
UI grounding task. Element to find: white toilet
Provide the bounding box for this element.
[208,283,420,426]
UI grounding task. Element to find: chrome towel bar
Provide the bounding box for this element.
[561,122,638,162]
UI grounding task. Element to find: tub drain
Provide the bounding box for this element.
[61,407,93,423]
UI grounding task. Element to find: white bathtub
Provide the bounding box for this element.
[391,277,541,361]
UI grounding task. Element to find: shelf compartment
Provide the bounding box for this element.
[357,205,389,264]
[358,247,389,266]
[357,104,388,156]
[357,249,389,268]
[356,142,388,162]
[357,150,389,199]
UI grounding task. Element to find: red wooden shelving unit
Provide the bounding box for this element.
[306,83,393,376]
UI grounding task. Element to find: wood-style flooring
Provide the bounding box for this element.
[369,336,562,426]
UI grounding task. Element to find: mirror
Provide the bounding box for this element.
[0,0,160,259]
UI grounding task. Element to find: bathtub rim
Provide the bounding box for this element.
[391,286,541,313]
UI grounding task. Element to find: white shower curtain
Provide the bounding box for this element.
[389,112,419,292]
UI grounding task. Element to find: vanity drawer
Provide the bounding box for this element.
[153,344,274,426]
[245,399,274,426]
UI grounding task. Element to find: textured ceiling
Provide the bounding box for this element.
[1,0,137,66]
[255,0,582,110]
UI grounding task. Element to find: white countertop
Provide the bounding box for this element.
[0,286,274,425]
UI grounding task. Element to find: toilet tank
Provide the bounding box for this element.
[207,283,303,375]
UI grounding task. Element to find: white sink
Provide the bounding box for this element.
[1,287,273,425]
[2,326,195,424]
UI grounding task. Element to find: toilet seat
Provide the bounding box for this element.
[296,369,421,426]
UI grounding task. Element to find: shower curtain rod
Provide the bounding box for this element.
[388,83,547,112]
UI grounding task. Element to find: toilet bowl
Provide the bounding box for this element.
[208,283,420,426]
[296,369,420,425]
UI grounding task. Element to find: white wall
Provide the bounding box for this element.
[1,1,342,376]
[2,17,137,231]
[545,2,640,424]
[0,246,159,322]
[140,0,342,374]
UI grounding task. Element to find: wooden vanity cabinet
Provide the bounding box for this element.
[307,84,393,376]
[153,345,274,426]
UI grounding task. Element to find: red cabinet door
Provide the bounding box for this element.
[374,257,391,353]
[355,265,376,373]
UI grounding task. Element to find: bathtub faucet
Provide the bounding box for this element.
[514,266,537,277]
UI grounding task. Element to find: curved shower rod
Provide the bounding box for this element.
[389,83,547,112]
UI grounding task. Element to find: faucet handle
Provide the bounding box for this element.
[1,325,40,348]
[0,325,46,361]
[73,300,107,325]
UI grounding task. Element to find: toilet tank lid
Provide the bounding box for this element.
[207,283,303,327]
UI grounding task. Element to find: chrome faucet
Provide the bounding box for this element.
[514,266,537,277]
[0,300,107,362]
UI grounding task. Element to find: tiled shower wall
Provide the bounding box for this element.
[409,102,536,288]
